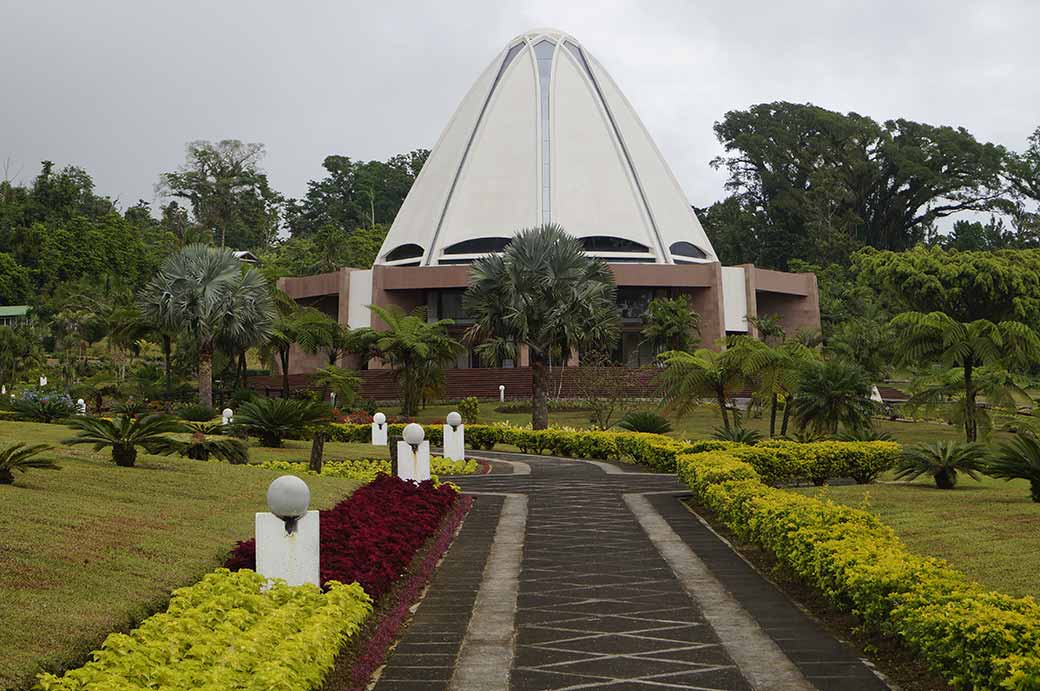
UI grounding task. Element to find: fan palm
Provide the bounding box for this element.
[790,359,875,435]
[65,414,185,467]
[365,305,462,417]
[464,225,619,429]
[657,346,746,430]
[890,311,1040,442]
[139,244,274,407]
[233,398,331,447]
[990,432,1040,502]
[895,441,988,489]
[0,443,59,484]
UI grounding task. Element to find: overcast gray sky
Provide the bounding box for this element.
[2,0,1038,214]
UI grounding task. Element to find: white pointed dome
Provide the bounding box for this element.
[377,28,718,266]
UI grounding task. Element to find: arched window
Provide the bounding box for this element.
[384,244,424,262]
[580,236,650,253]
[442,237,512,255]
[670,241,708,260]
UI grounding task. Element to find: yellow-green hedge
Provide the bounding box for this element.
[35,569,372,691]
[676,449,1040,689]
[258,457,479,483]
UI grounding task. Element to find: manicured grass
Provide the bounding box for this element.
[793,476,1040,600]
[0,420,361,690]
[415,400,989,446]
[248,438,389,464]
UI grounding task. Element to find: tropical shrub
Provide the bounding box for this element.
[674,448,1040,690]
[154,422,250,464]
[64,414,185,467]
[11,394,74,423]
[34,569,371,691]
[176,403,217,421]
[989,432,1040,502]
[711,425,762,444]
[895,441,988,489]
[227,475,458,600]
[0,443,58,484]
[458,396,480,423]
[616,411,672,434]
[790,359,876,435]
[233,398,331,447]
[112,399,148,417]
[836,427,895,442]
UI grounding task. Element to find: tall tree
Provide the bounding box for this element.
[464,225,620,429]
[158,140,283,250]
[657,347,746,430]
[890,311,1040,442]
[140,245,274,407]
[710,102,1009,268]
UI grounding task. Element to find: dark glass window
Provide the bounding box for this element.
[581,236,650,253]
[443,237,512,254]
[436,289,473,323]
[385,243,424,261]
[670,241,708,259]
[617,287,656,322]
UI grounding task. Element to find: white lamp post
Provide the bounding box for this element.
[443,411,465,461]
[222,408,234,428]
[76,398,86,415]
[499,384,506,402]
[255,475,320,586]
[371,411,388,445]
[398,423,430,482]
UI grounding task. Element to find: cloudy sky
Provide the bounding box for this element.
[2,0,1038,214]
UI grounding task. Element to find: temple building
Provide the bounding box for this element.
[275,28,819,397]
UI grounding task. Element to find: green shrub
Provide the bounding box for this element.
[257,457,479,483]
[616,411,672,434]
[64,414,185,467]
[0,443,58,485]
[234,398,331,447]
[711,426,762,444]
[176,403,217,422]
[458,396,480,423]
[35,569,372,690]
[11,396,74,423]
[674,448,1040,690]
[895,441,988,489]
[990,432,1040,502]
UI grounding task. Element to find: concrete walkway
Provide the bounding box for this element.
[374,453,890,691]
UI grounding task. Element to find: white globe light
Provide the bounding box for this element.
[267,475,310,519]
[373,412,387,425]
[446,411,462,428]
[222,408,234,418]
[403,422,425,446]
[499,384,505,391]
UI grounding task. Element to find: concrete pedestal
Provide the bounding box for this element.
[255,510,320,587]
[372,422,388,445]
[443,424,465,461]
[397,440,431,482]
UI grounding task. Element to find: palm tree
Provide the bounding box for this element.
[726,336,818,437]
[0,443,58,485]
[895,441,988,489]
[138,272,180,401]
[309,365,361,408]
[464,225,619,429]
[657,347,746,430]
[890,311,1040,442]
[297,316,357,366]
[641,295,700,353]
[139,244,275,407]
[790,359,875,435]
[65,414,185,467]
[906,364,1031,442]
[260,293,329,398]
[990,432,1040,502]
[365,305,462,417]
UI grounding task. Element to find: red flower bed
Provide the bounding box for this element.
[226,474,457,600]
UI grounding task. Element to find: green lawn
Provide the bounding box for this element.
[249,438,389,464]
[415,400,989,446]
[0,420,361,690]
[793,476,1040,601]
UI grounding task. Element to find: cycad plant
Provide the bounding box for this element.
[0,443,59,484]
[990,432,1040,502]
[154,422,249,464]
[711,426,763,444]
[616,411,673,434]
[232,398,331,447]
[11,395,75,423]
[65,414,185,467]
[894,441,988,489]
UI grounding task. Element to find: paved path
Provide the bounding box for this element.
[374,453,890,691]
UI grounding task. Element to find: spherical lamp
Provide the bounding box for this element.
[373,412,387,427]
[403,422,425,447]
[446,411,462,429]
[267,475,310,533]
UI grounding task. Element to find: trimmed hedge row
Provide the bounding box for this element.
[329,423,899,483]
[257,457,479,483]
[35,569,372,691]
[676,449,1040,689]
